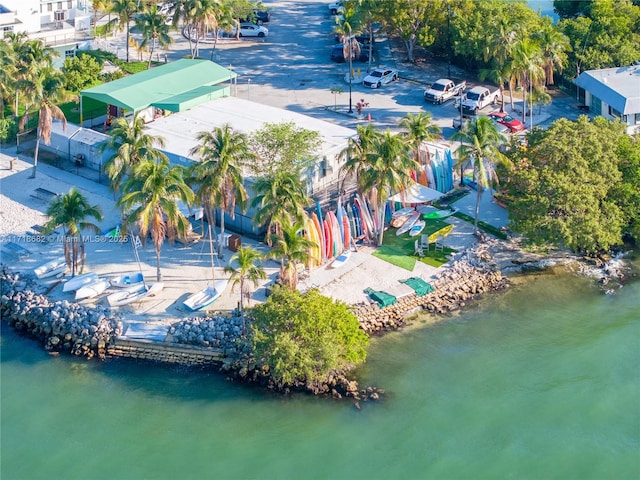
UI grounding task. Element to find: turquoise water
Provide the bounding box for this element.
[2,267,639,480]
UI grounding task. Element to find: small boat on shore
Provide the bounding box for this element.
[110,272,144,288]
[391,211,414,228]
[396,211,420,236]
[34,257,68,279]
[421,208,458,220]
[62,272,98,292]
[107,282,164,307]
[183,278,228,312]
[75,277,110,300]
[331,249,352,269]
[409,220,426,237]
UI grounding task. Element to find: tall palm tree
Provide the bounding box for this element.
[18,66,68,179]
[512,37,545,127]
[399,112,442,166]
[451,117,510,231]
[359,130,416,246]
[12,37,55,119]
[118,158,194,281]
[533,20,569,86]
[111,0,138,62]
[43,188,103,276]
[0,39,15,118]
[183,0,220,58]
[338,124,380,193]
[189,124,253,257]
[223,246,266,316]
[251,171,310,245]
[91,0,108,37]
[101,116,167,196]
[136,5,173,67]
[265,220,314,291]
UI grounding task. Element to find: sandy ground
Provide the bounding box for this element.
[1,153,494,323]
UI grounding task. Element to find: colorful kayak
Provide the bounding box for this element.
[422,208,458,220]
[409,219,426,237]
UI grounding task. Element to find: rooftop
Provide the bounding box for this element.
[575,65,640,114]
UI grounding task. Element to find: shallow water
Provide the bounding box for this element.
[2,265,639,480]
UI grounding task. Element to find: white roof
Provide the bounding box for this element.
[144,96,356,161]
[575,65,640,114]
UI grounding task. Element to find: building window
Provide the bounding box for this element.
[635,113,640,125]
[609,105,622,118]
[68,0,72,8]
[57,2,63,10]
[48,3,53,11]
[65,49,76,58]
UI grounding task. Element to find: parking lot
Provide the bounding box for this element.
[101,0,588,140]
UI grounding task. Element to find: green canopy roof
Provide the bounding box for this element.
[81,59,237,113]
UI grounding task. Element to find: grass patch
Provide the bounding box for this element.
[59,96,105,125]
[372,220,456,270]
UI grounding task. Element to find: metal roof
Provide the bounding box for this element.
[80,59,237,113]
[575,65,640,114]
[143,96,356,162]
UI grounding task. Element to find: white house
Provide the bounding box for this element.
[0,0,92,66]
[574,64,640,135]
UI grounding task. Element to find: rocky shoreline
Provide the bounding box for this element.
[1,241,635,402]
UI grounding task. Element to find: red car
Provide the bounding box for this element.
[489,111,525,133]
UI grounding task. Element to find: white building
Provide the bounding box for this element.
[574,64,640,135]
[0,0,92,66]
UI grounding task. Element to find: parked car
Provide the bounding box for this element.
[461,85,501,115]
[489,111,525,133]
[232,22,269,38]
[328,1,345,15]
[330,42,373,63]
[240,9,270,25]
[333,33,374,46]
[363,67,399,88]
[424,78,466,104]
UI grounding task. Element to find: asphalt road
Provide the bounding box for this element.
[97,0,588,139]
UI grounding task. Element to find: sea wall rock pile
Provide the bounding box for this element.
[166,315,252,359]
[1,269,123,359]
[354,260,507,335]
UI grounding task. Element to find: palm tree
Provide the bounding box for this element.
[111,0,138,62]
[101,116,167,196]
[359,130,416,246]
[512,37,545,127]
[399,112,442,166]
[91,0,108,37]
[338,124,380,193]
[251,171,310,245]
[43,188,103,276]
[451,117,510,231]
[182,0,220,58]
[18,66,69,179]
[12,36,56,119]
[189,124,253,257]
[265,220,314,291]
[533,20,569,87]
[223,246,266,316]
[118,158,194,281]
[0,39,15,118]
[136,5,173,67]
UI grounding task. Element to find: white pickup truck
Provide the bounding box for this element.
[461,85,501,115]
[424,79,467,104]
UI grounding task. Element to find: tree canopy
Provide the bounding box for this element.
[250,287,369,386]
[503,116,639,253]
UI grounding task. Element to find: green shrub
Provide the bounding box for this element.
[62,54,103,92]
[250,287,369,385]
[0,117,17,145]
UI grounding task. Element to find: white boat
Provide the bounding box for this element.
[110,272,144,288]
[62,272,98,292]
[183,278,228,312]
[331,249,352,269]
[107,282,164,307]
[396,211,421,236]
[75,277,110,300]
[409,220,426,237]
[34,257,68,279]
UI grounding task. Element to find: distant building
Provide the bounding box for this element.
[0,0,92,67]
[574,64,640,135]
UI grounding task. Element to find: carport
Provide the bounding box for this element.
[79,59,237,123]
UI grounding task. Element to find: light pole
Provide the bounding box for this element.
[446,1,451,78]
[347,32,354,113]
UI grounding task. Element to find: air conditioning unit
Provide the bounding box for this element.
[54,10,65,21]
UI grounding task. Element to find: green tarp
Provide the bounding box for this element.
[399,277,434,297]
[364,288,397,308]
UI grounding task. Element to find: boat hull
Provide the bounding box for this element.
[331,249,352,269]
[110,272,144,288]
[34,257,67,279]
[183,279,228,311]
[396,212,421,236]
[75,278,110,300]
[62,272,98,292]
[107,282,164,307]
